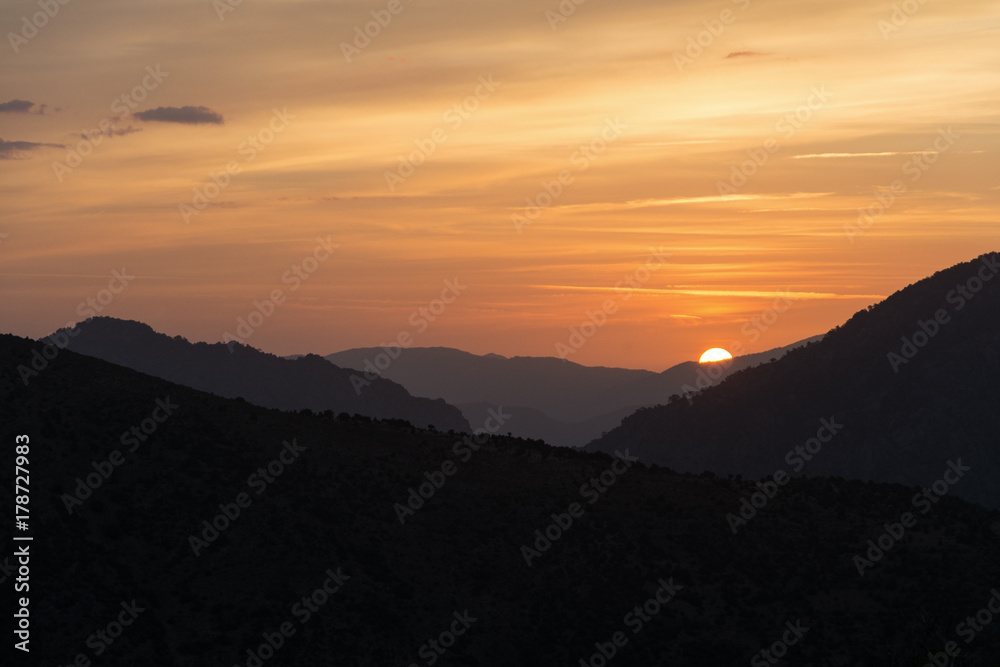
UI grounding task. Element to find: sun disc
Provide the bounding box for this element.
[699,348,733,363]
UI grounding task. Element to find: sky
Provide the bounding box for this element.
[1,0,998,371]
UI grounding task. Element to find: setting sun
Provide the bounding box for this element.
[699,348,733,363]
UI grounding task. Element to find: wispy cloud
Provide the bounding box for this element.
[726,51,771,58]
[0,99,35,113]
[792,151,926,159]
[81,125,142,140]
[0,138,63,159]
[133,105,224,125]
[531,285,886,300]
[554,192,832,213]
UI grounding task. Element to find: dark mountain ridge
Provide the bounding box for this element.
[1,331,999,665]
[50,317,469,432]
[589,252,1000,509]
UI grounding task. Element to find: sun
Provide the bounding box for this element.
[699,348,733,363]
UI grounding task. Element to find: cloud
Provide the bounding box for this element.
[0,138,64,159]
[532,285,887,300]
[725,51,771,58]
[0,99,46,114]
[133,105,224,125]
[553,192,833,212]
[81,125,143,140]
[792,151,926,159]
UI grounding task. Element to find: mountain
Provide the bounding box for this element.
[589,252,1000,509]
[325,339,819,446]
[48,317,469,432]
[3,331,1000,665]
[456,402,637,447]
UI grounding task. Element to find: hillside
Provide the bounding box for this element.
[48,317,468,432]
[2,332,999,665]
[589,253,1000,509]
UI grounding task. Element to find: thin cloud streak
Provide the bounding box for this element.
[792,151,928,159]
[554,193,834,213]
[532,285,887,300]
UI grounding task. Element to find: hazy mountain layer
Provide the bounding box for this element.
[326,339,819,446]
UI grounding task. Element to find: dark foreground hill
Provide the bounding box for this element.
[49,317,468,432]
[589,252,1000,510]
[326,340,819,447]
[2,332,999,666]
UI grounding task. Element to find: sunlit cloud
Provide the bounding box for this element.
[555,193,834,213]
[530,286,887,300]
[793,151,929,159]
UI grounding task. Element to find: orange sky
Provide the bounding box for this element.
[2,0,999,370]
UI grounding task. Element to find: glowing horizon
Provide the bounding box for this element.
[2,0,998,371]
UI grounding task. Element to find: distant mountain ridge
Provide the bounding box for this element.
[50,317,469,431]
[588,252,1000,509]
[325,339,820,446]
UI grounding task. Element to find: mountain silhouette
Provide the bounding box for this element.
[589,252,1000,509]
[49,317,469,432]
[325,340,819,446]
[2,330,999,664]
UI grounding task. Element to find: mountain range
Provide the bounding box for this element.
[3,330,999,665]
[49,317,469,432]
[326,340,820,447]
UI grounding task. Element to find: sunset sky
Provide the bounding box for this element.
[2,0,998,370]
